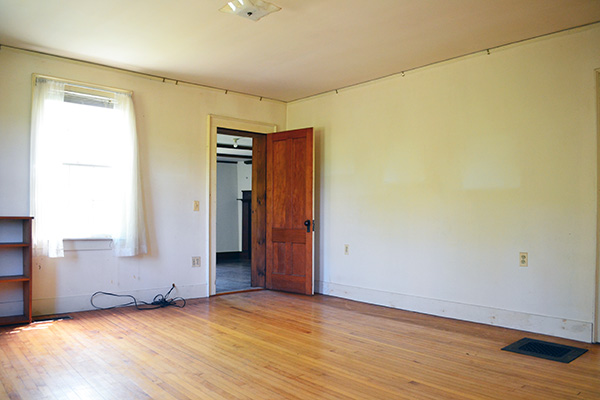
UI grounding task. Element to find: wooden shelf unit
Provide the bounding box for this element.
[0,217,33,326]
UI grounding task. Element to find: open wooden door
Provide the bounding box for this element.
[266,128,314,295]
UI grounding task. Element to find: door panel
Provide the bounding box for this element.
[266,128,313,295]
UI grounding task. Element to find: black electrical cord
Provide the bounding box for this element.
[90,284,186,311]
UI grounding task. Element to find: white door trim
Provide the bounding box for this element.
[595,69,600,343]
[206,115,277,296]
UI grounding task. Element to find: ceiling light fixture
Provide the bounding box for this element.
[219,0,281,21]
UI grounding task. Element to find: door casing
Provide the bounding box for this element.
[207,115,277,296]
[595,69,600,343]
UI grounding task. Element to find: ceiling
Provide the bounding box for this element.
[1,0,599,102]
[217,134,252,163]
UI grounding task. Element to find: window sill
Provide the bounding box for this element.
[63,238,113,251]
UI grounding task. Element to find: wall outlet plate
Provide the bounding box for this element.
[192,256,201,267]
[519,252,528,267]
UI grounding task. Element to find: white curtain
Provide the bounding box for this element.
[30,77,147,258]
[30,79,67,257]
[110,91,147,256]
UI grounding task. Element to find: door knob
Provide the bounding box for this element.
[304,219,310,233]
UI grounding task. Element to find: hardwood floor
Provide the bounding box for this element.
[1,291,599,399]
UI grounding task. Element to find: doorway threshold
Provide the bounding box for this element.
[213,288,264,296]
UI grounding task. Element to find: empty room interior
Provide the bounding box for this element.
[1,1,600,398]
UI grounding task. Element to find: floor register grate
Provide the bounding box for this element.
[502,337,588,363]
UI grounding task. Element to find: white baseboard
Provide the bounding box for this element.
[316,281,593,343]
[32,283,209,316]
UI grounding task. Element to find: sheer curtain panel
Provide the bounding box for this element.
[30,76,147,258]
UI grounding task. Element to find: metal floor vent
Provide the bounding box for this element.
[33,315,73,323]
[502,338,588,363]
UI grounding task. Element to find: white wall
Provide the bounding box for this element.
[1,26,598,342]
[0,47,286,315]
[216,162,239,252]
[287,25,600,342]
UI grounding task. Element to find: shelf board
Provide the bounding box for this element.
[0,242,29,248]
[0,314,31,325]
[0,275,30,283]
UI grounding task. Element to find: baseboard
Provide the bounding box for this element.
[216,251,244,262]
[316,281,593,343]
[32,283,209,316]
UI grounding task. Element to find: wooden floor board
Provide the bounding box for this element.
[1,291,599,399]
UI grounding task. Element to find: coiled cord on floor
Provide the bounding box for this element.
[90,284,186,311]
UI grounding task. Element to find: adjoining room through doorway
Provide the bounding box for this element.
[216,132,256,293]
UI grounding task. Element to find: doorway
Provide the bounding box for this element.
[207,116,315,297]
[208,116,277,296]
[216,132,254,293]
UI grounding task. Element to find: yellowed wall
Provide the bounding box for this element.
[287,24,600,341]
[0,47,286,313]
[1,24,599,341]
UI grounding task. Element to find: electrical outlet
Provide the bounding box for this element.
[519,252,528,267]
[193,200,200,212]
[192,256,201,267]
[344,244,349,255]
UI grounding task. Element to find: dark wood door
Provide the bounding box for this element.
[266,128,313,295]
[241,190,251,260]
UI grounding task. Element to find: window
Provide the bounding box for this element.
[30,75,147,258]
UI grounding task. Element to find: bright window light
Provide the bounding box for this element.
[30,76,147,257]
